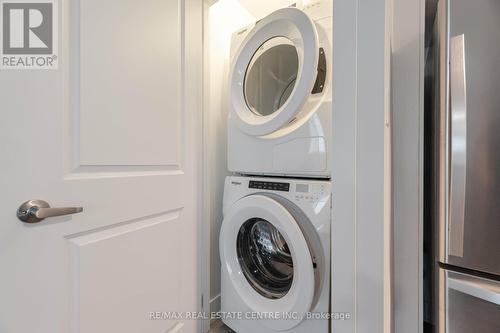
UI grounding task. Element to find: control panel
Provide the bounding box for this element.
[249,180,290,192]
[293,183,327,203]
[246,179,329,203]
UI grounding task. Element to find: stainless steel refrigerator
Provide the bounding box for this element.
[432,0,500,332]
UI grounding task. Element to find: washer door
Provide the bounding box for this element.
[229,7,319,136]
[220,195,315,331]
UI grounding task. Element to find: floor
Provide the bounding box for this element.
[209,320,235,333]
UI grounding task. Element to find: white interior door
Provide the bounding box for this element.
[0,0,202,332]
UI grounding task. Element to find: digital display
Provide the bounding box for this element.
[296,184,309,193]
[249,181,290,192]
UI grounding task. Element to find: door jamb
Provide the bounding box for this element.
[200,0,214,332]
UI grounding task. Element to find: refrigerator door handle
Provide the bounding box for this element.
[448,274,500,306]
[448,34,467,258]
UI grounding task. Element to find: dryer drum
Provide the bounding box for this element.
[244,37,299,117]
[237,217,294,299]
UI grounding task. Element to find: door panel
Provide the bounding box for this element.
[78,0,181,166]
[448,290,500,332]
[446,272,500,332]
[69,211,183,333]
[0,0,202,332]
[447,0,500,275]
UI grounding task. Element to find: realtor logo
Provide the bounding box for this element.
[1,0,58,69]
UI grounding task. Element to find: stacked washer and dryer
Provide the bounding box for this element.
[219,1,333,332]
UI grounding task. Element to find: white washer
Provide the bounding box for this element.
[227,1,332,178]
[220,176,331,333]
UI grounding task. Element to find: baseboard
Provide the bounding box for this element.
[210,294,221,315]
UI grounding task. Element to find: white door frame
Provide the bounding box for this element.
[331,0,393,332]
[391,0,425,331]
[186,0,207,331]
[201,1,217,332]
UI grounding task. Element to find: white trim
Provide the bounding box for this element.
[193,1,210,333]
[384,0,393,332]
[209,294,221,314]
[201,1,212,332]
[391,0,425,331]
[331,0,357,331]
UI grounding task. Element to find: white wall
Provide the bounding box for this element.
[331,0,393,332]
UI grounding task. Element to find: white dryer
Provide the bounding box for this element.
[220,176,331,333]
[227,1,332,178]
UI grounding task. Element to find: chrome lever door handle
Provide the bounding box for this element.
[17,200,83,223]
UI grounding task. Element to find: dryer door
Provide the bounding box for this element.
[219,194,315,331]
[229,7,319,136]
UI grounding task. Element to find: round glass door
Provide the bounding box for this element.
[244,37,299,117]
[228,7,319,136]
[219,194,316,330]
[237,217,294,299]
